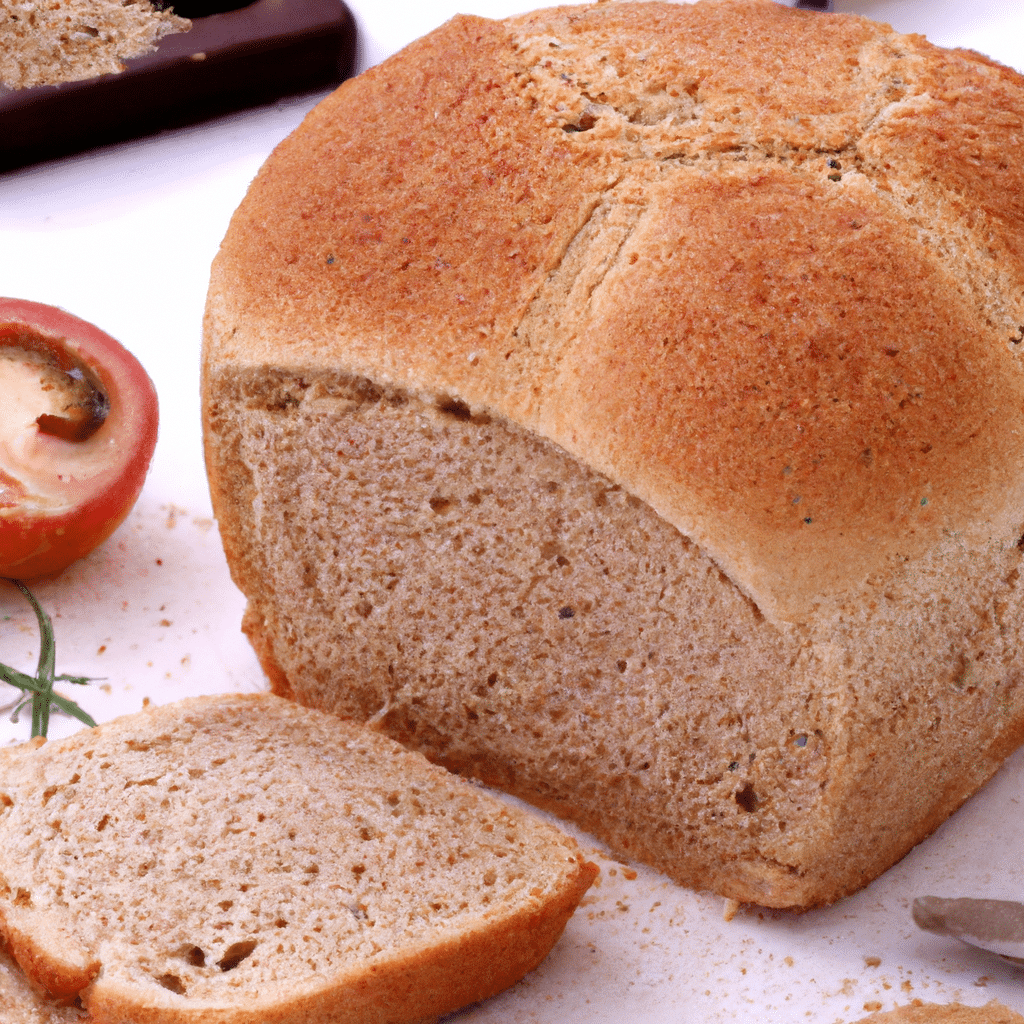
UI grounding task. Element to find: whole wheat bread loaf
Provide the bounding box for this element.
[0,693,596,1023]
[201,0,1024,909]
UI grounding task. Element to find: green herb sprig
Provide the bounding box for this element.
[1,580,97,739]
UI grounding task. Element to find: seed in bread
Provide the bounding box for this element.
[201,0,1024,909]
[0,693,597,1023]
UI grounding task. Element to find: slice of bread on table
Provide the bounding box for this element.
[201,0,1024,908]
[0,693,596,1023]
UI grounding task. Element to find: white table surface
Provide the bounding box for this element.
[2,2,1023,1022]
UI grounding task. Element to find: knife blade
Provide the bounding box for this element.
[913,896,1024,968]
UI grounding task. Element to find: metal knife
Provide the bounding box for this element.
[913,896,1024,968]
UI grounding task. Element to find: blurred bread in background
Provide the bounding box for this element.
[0,0,189,89]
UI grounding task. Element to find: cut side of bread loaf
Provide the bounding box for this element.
[201,0,1024,908]
[0,693,597,1023]
[0,0,189,90]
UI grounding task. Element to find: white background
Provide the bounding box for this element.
[2,2,1023,1021]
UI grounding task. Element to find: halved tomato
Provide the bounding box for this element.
[0,298,159,579]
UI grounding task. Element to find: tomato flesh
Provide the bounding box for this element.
[0,299,159,579]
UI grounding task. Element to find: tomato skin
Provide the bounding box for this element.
[0,298,159,579]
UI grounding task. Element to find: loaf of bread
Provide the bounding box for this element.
[201,0,1024,909]
[0,693,596,1023]
[0,0,189,90]
[855,1004,1024,1023]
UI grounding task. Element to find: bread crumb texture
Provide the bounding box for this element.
[202,1,1024,908]
[0,0,188,89]
[0,694,596,1023]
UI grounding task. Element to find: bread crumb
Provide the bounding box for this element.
[865,955,882,967]
[723,898,741,922]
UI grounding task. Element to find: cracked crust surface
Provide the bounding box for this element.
[203,0,1024,625]
[202,1,1024,907]
[0,694,596,1023]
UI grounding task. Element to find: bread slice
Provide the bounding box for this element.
[0,693,597,1023]
[855,1004,1024,1023]
[0,0,189,90]
[201,0,1024,908]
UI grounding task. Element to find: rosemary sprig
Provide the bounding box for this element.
[1,580,97,739]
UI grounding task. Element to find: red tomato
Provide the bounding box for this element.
[0,298,159,579]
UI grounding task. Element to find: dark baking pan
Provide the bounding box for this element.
[0,0,356,172]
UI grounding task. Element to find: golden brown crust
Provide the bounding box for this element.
[552,164,1024,619]
[0,939,89,1024]
[240,604,294,700]
[0,914,100,1001]
[206,0,1024,624]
